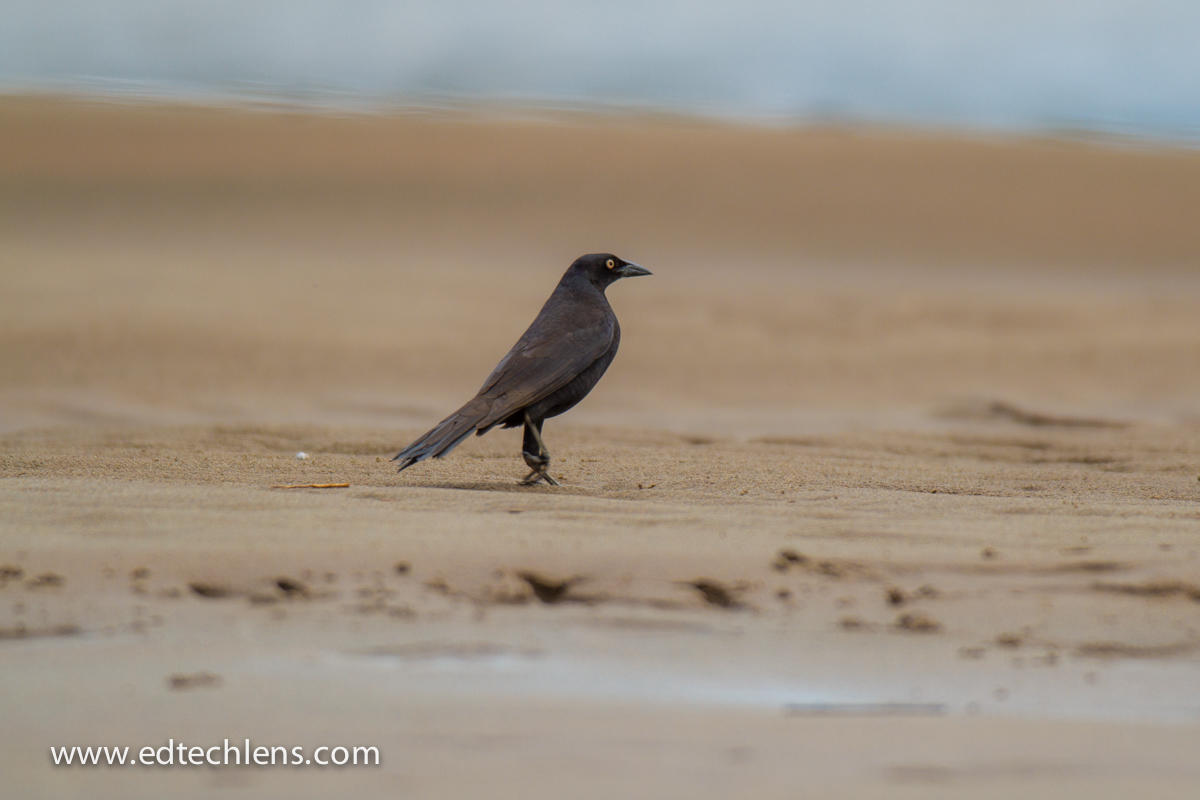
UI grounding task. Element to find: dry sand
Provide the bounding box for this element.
[1,96,1200,798]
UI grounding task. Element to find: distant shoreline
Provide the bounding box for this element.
[2,83,1197,151]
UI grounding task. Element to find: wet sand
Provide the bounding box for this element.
[2,97,1200,798]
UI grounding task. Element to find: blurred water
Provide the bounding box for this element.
[2,1,1198,141]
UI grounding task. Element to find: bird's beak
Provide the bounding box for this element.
[616,261,652,278]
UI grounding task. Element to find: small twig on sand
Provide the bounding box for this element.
[270,483,350,490]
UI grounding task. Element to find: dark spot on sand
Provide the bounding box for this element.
[0,623,81,640]
[771,548,808,572]
[424,577,451,595]
[275,577,308,597]
[130,567,151,580]
[687,579,745,609]
[188,582,233,599]
[816,561,847,578]
[167,672,222,690]
[1049,560,1128,574]
[516,571,584,604]
[394,561,411,575]
[26,573,64,589]
[1074,640,1199,659]
[1092,580,1200,602]
[895,613,941,633]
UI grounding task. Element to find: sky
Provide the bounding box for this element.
[2,1,1197,140]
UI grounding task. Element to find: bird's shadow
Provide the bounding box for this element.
[401,479,599,497]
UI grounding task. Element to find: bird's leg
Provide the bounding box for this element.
[520,413,559,486]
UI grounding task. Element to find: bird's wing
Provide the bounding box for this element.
[474,301,615,429]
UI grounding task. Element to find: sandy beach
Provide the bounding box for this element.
[2,96,1199,798]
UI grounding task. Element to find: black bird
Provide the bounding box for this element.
[392,253,652,485]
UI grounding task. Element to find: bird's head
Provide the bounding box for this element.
[570,253,652,290]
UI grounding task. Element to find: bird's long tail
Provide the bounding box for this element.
[392,397,491,472]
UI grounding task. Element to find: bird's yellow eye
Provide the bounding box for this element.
[606,259,615,269]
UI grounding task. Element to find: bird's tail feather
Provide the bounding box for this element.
[392,397,490,472]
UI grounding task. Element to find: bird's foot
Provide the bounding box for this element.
[520,451,560,486]
[520,468,559,486]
